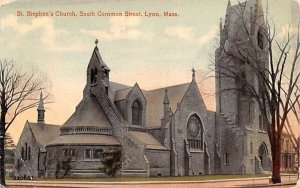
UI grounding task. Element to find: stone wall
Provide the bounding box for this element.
[45,145,121,178]
[14,123,40,178]
[173,81,213,176]
[190,151,205,175]
[95,92,149,176]
[145,149,170,176]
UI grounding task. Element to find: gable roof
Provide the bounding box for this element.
[27,122,60,148]
[145,83,190,127]
[63,95,112,128]
[110,81,131,92]
[114,87,132,101]
[130,131,166,150]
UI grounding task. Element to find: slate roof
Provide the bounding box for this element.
[27,122,60,148]
[63,95,112,128]
[93,46,110,71]
[110,81,131,92]
[114,87,132,101]
[144,83,190,127]
[47,134,121,146]
[130,131,166,150]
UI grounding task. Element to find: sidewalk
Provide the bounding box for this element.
[6,176,298,188]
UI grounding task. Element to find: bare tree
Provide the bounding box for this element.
[214,1,300,184]
[0,60,49,186]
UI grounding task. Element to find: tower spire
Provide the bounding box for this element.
[163,89,170,105]
[37,91,45,124]
[227,0,231,8]
[219,18,223,34]
[162,89,170,125]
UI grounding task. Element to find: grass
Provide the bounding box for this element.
[27,174,273,182]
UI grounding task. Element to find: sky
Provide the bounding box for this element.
[0,0,299,144]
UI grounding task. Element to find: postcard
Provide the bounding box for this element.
[0,0,299,187]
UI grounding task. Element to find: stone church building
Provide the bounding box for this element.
[15,0,272,178]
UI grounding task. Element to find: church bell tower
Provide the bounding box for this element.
[37,91,45,124]
[85,39,112,98]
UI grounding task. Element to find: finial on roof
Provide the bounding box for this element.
[227,0,231,7]
[192,67,196,80]
[219,18,223,33]
[95,39,99,47]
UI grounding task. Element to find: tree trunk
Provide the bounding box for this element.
[0,105,7,186]
[0,131,5,186]
[271,137,281,184]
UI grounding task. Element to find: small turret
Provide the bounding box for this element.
[37,91,45,124]
[161,89,171,127]
[224,0,231,27]
[163,89,170,116]
[219,18,223,34]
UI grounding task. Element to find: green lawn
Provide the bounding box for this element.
[31,174,273,182]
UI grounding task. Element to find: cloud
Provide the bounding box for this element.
[164,25,217,46]
[80,16,153,41]
[198,26,218,46]
[0,0,16,7]
[164,25,194,41]
[0,14,85,52]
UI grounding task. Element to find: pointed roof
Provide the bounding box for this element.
[145,83,190,127]
[163,89,169,105]
[89,41,110,71]
[37,91,44,111]
[227,0,231,8]
[27,121,60,149]
[63,95,112,128]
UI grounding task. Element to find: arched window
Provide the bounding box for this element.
[28,147,31,161]
[132,100,142,125]
[187,114,203,150]
[90,68,98,84]
[94,68,98,82]
[90,69,94,84]
[25,142,27,161]
[21,147,24,160]
[257,29,264,49]
[258,142,268,166]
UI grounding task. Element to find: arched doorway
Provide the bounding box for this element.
[258,142,269,170]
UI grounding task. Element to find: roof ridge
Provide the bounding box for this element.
[114,87,132,92]
[28,122,61,127]
[146,82,190,92]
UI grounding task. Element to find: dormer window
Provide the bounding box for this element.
[132,100,142,125]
